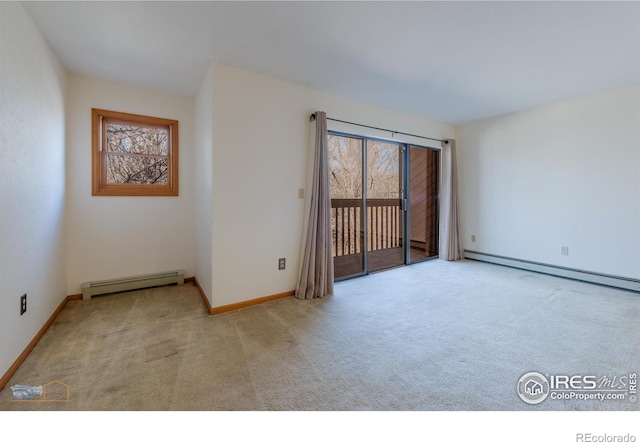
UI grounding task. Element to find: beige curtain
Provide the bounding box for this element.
[439,139,463,261]
[295,111,334,299]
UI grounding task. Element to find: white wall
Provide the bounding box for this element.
[456,86,640,279]
[194,65,215,302]
[205,63,454,307]
[66,75,196,294]
[0,3,68,376]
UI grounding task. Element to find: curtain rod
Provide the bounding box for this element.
[310,112,447,144]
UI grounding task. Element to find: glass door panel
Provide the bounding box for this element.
[408,146,440,263]
[329,134,440,279]
[328,134,365,279]
[366,140,404,271]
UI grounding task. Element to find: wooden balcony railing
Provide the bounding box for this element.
[331,198,403,257]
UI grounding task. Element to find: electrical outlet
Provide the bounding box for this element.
[20,294,27,315]
[561,246,569,256]
[278,258,286,270]
[471,235,476,242]
[298,188,305,199]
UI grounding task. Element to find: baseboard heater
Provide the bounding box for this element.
[464,251,640,293]
[81,270,185,300]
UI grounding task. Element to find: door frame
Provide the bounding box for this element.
[328,130,441,281]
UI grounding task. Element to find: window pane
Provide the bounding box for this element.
[328,134,365,278]
[328,134,363,199]
[409,146,439,262]
[106,155,168,185]
[105,122,169,155]
[366,140,401,199]
[366,140,403,271]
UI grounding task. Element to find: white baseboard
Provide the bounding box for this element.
[464,250,640,293]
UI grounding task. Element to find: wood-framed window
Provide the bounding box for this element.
[92,108,179,196]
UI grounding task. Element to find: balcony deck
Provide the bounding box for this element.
[334,246,435,278]
[331,198,438,278]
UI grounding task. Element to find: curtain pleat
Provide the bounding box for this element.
[439,139,463,261]
[295,111,334,299]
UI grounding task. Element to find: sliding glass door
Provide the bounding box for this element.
[329,133,439,280]
[366,140,404,272]
[408,145,440,263]
[329,135,365,279]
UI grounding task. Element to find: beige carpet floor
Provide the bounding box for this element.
[0,259,638,411]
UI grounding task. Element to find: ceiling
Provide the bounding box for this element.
[21,1,640,124]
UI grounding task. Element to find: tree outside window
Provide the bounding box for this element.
[92,109,179,196]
